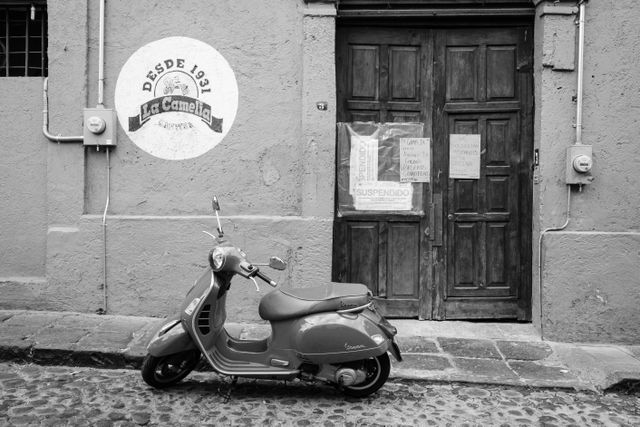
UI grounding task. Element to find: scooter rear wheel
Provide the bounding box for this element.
[141,349,201,388]
[340,353,390,397]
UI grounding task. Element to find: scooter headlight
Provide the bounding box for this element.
[209,247,226,271]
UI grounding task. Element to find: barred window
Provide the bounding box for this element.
[0,2,47,77]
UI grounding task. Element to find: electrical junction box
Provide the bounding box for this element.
[83,107,117,147]
[566,144,593,185]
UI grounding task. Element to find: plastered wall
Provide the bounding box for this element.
[0,80,48,282]
[1,0,337,322]
[534,0,640,343]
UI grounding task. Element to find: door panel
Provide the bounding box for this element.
[434,27,532,320]
[446,47,477,101]
[487,46,516,99]
[333,218,423,317]
[446,113,519,300]
[387,223,420,299]
[347,222,379,294]
[333,26,431,318]
[350,45,379,100]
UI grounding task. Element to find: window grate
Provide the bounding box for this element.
[0,3,47,77]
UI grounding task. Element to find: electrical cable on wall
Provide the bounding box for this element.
[97,0,110,315]
[98,146,111,315]
[538,186,571,340]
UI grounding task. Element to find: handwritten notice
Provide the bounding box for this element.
[449,134,481,179]
[349,134,378,193]
[400,138,430,182]
[353,181,413,211]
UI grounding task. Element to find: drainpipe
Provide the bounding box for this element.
[538,0,586,339]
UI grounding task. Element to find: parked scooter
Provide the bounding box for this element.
[142,196,402,397]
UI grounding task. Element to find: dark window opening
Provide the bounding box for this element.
[0,2,47,77]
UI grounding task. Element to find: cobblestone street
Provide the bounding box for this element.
[0,362,638,426]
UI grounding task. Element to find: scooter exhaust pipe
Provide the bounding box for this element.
[336,368,364,386]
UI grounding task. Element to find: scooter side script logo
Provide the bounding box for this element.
[115,37,238,160]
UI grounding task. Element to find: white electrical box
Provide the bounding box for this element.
[566,145,593,185]
[83,108,117,146]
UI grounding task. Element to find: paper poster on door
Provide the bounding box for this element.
[400,138,430,182]
[349,134,378,193]
[449,134,481,179]
[353,181,413,211]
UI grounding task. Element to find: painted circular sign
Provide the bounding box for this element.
[115,37,238,160]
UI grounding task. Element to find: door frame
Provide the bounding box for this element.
[334,8,535,321]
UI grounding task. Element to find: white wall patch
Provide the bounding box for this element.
[115,37,238,160]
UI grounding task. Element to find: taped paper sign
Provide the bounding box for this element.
[349,134,378,193]
[400,138,430,182]
[353,181,413,211]
[449,134,481,179]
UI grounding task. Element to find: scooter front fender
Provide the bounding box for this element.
[147,317,197,357]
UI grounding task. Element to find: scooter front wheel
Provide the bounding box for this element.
[141,349,201,388]
[339,353,391,398]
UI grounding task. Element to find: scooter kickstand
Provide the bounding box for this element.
[220,376,238,403]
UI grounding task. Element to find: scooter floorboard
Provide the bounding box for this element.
[207,347,299,379]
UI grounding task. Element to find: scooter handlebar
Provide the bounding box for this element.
[255,270,278,287]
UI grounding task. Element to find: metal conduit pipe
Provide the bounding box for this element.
[42,78,84,143]
[575,0,586,145]
[42,0,107,140]
[98,0,105,106]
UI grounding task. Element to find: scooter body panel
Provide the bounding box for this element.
[181,268,227,350]
[146,316,197,357]
[146,268,220,357]
[285,311,389,364]
[180,269,300,378]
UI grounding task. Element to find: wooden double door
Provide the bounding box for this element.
[332,24,534,320]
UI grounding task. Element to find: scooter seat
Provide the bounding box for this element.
[258,283,371,321]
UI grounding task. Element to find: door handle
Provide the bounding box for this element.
[447,214,454,221]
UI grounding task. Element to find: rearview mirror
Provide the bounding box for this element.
[212,196,220,212]
[269,256,287,271]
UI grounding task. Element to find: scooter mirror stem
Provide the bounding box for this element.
[212,196,224,237]
[250,277,260,292]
